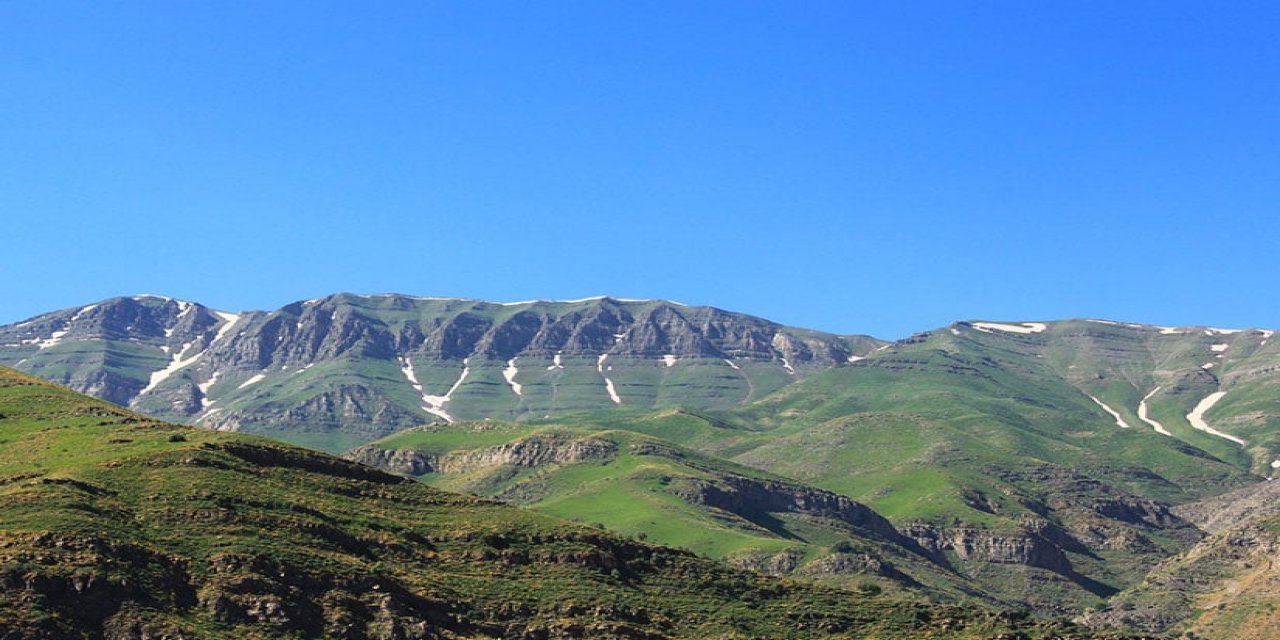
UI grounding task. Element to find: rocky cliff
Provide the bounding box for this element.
[0,294,882,449]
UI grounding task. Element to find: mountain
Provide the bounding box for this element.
[346,419,992,604]
[7,295,1280,624]
[362,318,1275,615]
[0,365,1130,639]
[0,294,882,452]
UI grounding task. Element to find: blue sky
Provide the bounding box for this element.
[2,2,1276,338]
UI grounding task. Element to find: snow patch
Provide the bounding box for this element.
[198,372,221,408]
[503,358,523,397]
[972,322,1048,334]
[1206,328,1243,335]
[70,304,98,322]
[1272,459,1280,469]
[140,341,204,395]
[780,357,796,375]
[400,356,469,423]
[724,359,740,370]
[1187,392,1246,446]
[27,329,69,350]
[1210,344,1230,352]
[546,353,564,370]
[662,354,677,367]
[212,312,241,345]
[1158,326,1185,335]
[1202,362,1216,369]
[597,354,622,404]
[237,373,267,390]
[1087,394,1132,429]
[950,328,962,336]
[1137,387,1173,436]
[1087,319,1144,328]
[848,355,865,362]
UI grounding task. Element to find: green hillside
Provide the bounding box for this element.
[470,320,1275,613]
[349,421,993,604]
[0,366,1124,639]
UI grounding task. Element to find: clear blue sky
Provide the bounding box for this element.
[2,2,1277,338]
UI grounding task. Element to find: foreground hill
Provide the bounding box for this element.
[0,294,881,452]
[0,366,1130,640]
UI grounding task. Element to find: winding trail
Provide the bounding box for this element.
[1186,391,1247,446]
[1137,387,1173,436]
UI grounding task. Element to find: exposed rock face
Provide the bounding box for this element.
[347,433,617,477]
[1171,476,1280,534]
[900,525,1073,573]
[433,435,618,474]
[673,475,905,544]
[0,295,881,444]
[347,445,438,476]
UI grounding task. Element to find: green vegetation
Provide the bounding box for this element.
[0,366,1123,639]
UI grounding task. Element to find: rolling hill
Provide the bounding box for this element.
[0,365,1128,639]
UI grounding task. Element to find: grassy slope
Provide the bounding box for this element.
[500,322,1267,611]
[359,421,988,603]
[0,366,1123,640]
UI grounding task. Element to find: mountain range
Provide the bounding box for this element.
[3,293,1278,637]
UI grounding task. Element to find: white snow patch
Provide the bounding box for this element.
[780,358,796,375]
[503,358,523,397]
[1206,328,1243,335]
[140,341,204,395]
[198,372,221,408]
[597,354,622,404]
[1187,391,1247,446]
[303,363,315,370]
[662,354,677,367]
[212,312,241,345]
[133,294,174,302]
[237,373,267,390]
[29,329,69,350]
[1087,395,1132,429]
[70,304,98,322]
[1272,459,1280,469]
[546,353,564,370]
[874,345,891,352]
[499,296,684,306]
[972,322,1048,334]
[724,359,740,370]
[950,328,962,336]
[613,333,627,343]
[848,355,865,362]
[1158,326,1185,335]
[1137,387,1173,436]
[1202,362,1216,369]
[1087,319,1144,328]
[1210,343,1230,352]
[401,356,469,423]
